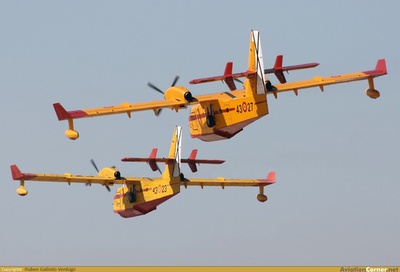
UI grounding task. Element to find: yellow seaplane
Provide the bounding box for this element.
[53,30,387,141]
[10,126,275,218]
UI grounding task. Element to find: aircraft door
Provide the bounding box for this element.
[189,106,201,132]
[221,102,232,127]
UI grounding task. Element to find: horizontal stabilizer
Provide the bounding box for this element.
[121,149,224,173]
[189,62,252,90]
[190,55,319,88]
[264,55,319,84]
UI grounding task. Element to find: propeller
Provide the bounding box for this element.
[147,75,180,95]
[90,159,99,173]
[147,76,180,116]
[147,82,165,95]
[90,159,111,192]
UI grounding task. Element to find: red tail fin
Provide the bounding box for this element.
[188,149,198,173]
[223,62,236,91]
[273,55,286,84]
[148,148,159,172]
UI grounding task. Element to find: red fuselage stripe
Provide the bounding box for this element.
[189,107,235,121]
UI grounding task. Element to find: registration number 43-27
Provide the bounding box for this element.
[236,102,254,113]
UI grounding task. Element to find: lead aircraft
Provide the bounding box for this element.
[10,126,275,218]
[53,30,387,141]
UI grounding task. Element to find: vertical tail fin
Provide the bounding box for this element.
[247,30,266,95]
[162,126,182,179]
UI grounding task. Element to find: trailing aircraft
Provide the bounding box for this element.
[10,126,275,218]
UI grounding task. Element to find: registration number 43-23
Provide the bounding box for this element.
[153,185,168,194]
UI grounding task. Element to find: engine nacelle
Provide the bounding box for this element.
[65,129,79,140]
[256,193,268,202]
[17,186,28,196]
[98,167,121,179]
[365,88,380,99]
[164,86,194,102]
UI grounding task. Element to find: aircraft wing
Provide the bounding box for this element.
[10,165,140,196]
[54,91,215,140]
[53,99,198,121]
[181,171,275,188]
[269,59,387,98]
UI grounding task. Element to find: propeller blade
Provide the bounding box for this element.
[147,82,164,94]
[90,159,99,173]
[171,75,180,87]
[89,160,112,193]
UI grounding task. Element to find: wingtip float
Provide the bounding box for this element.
[10,126,275,218]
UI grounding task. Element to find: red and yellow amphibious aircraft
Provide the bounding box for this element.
[10,126,275,218]
[53,30,387,141]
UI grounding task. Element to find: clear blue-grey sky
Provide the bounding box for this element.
[1,0,399,266]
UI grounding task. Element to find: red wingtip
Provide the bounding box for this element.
[10,165,24,180]
[266,171,276,183]
[375,59,387,75]
[53,103,70,121]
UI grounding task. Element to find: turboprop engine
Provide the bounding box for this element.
[164,86,196,103]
